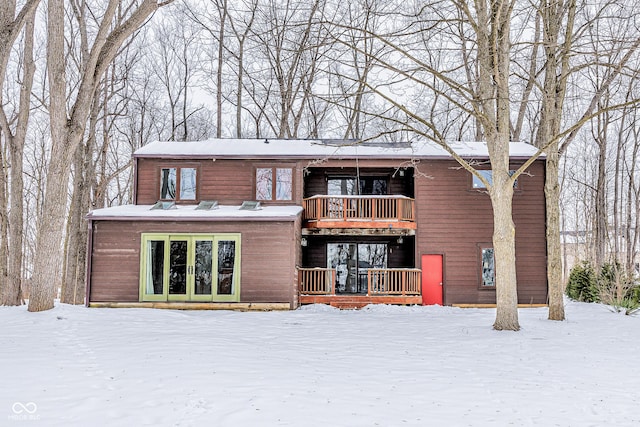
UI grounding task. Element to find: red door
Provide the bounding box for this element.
[421,254,443,305]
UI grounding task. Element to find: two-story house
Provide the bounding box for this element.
[86,139,547,309]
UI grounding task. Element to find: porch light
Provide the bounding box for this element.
[397,236,404,244]
[301,237,308,247]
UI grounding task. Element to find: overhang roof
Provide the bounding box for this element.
[87,204,303,221]
[133,139,543,160]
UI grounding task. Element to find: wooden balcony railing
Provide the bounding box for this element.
[368,269,422,296]
[298,268,335,294]
[303,195,415,223]
[298,267,421,296]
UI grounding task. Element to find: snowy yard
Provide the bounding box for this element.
[1,301,639,426]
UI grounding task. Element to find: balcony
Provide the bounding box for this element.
[298,267,422,308]
[302,195,417,232]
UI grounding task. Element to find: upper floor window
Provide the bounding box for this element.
[256,167,293,201]
[472,170,518,189]
[327,176,388,195]
[160,167,197,201]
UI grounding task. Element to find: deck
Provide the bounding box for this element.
[302,195,417,231]
[298,267,422,308]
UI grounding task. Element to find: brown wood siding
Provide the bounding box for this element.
[415,159,547,305]
[136,158,305,205]
[89,219,300,305]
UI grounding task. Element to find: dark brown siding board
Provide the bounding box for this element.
[136,158,305,206]
[415,159,547,305]
[89,218,300,305]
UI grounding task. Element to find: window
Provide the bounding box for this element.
[480,246,495,287]
[140,233,241,302]
[256,167,293,201]
[472,170,518,189]
[327,176,388,195]
[160,167,197,201]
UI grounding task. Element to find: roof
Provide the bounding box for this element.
[133,139,543,160]
[87,204,303,221]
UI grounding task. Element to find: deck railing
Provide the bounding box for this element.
[368,269,422,296]
[303,195,415,222]
[298,268,335,294]
[298,267,421,296]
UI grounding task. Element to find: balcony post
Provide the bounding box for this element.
[401,270,406,296]
[371,198,376,221]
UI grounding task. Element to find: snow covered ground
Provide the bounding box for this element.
[1,301,638,427]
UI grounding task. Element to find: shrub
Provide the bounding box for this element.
[566,262,598,302]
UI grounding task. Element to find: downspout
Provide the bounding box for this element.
[84,217,94,307]
[355,145,360,195]
[132,156,139,204]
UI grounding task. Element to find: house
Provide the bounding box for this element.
[86,139,547,309]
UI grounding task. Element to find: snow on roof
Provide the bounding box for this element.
[87,204,303,221]
[133,139,542,160]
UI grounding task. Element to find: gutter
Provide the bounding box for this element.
[84,218,94,307]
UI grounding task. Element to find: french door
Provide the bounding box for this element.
[140,233,240,302]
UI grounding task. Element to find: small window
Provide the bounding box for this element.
[256,167,293,201]
[160,168,177,199]
[472,170,518,189]
[196,200,219,210]
[180,168,197,200]
[480,246,495,287]
[160,166,198,202]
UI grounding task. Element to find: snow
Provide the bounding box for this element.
[1,301,638,426]
[87,204,303,220]
[133,138,542,160]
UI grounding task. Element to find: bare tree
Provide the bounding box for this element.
[0,0,40,306]
[29,0,173,312]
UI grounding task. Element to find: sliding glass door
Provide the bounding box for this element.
[327,243,387,294]
[140,233,240,302]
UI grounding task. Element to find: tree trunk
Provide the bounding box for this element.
[545,144,564,320]
[28,0,67,311]
[490,174,520,331]
[0,142,8,301]
[28,141,74,310]
[594,134,607,269]
[61,140,90,304]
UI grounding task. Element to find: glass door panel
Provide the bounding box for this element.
[217,240,236,295]
[146,240,165,295]
[194,240,213,295]
[327,243,360,294]
[357,243,387,292]
[328,178,357,195]
[169,239,188,297]
[141,236,169,301]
